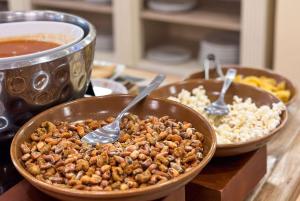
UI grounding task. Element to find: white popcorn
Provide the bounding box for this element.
[168,86,286,144]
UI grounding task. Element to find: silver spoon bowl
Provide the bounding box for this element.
[81,74,166,145]
[205,69,237,116]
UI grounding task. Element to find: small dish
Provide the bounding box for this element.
[185,66,297,106]
[11,95,216,201]
[91,78,128,96]
[150,79,288,157]
[0,21,84,62]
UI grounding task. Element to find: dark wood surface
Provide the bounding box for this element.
[186,146,267,201]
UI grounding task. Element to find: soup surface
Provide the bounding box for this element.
[0,40,60,58]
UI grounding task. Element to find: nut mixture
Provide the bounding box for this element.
[168,86,286,144]
[20,114,205,191]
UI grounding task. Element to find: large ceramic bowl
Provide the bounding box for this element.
[11,95,216,201]
[0,10,96,140]
[150,80,288,157]
[186,66,297,106]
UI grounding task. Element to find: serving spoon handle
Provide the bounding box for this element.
[218,69,237,101]
[115,74,166,121]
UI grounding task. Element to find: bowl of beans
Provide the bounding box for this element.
[10,95,216,201]
[185,66,297,106]
[151,79,288,157]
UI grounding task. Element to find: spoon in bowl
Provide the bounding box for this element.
[81,74,166,145]
[203,54,224,80]
[205,68,237,116]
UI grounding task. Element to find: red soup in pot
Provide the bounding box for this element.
[0,40,60,58]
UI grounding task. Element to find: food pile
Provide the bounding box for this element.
[20,114,205,191]
[168,86,286,144]
[234,75,291,103]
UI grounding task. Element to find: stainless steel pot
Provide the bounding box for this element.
[0,10,96,140]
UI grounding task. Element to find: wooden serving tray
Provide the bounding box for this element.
[186,146,267,201]
[0,147,266,201]
[0,180,185,201]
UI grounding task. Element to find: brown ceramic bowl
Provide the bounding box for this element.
[186,66,297,106]
[150,80,288,157]
[10,95,216,201]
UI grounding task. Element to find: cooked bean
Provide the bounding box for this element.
[20,114,205,191]
[20,143,31,154]
[21,153,31,161]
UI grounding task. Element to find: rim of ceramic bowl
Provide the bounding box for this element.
[224,66,297,106]
[0,10,96,70]
[150,79,288,149]
[10,94,217,198]
[185,65,297,106]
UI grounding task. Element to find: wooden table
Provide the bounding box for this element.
[123,68,300,201]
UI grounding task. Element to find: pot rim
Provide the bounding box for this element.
[0,10,96,70]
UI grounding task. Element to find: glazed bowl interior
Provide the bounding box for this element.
[150,80,288,156]
[11,95,216,201]
[186,66,297,106]
[0,21,84,62]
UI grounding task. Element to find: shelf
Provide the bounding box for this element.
[141,3,240,31]
[94,51,115,62]
[137,59,201,77]
[32,0,112,14]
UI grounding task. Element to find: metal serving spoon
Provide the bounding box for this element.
[203,54,212,80]
[203,54,224,80]
[81,74,166,145]
[205,69,237,116]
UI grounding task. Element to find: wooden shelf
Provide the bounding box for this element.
[141,3,240,31]
[32,0,112,14]
[137,59,201,77]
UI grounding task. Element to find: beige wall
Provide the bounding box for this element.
[274,0,300,86]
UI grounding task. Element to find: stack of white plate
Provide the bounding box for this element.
[95,32,113,52]
[146,45,192,64]
[85,0,111,4]
[219,0,240,2]
[147,0,198,12]
[199,32,239,65]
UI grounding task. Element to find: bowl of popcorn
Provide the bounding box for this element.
[10,95,216,201]
[186,66,297,106]
[151,79,288,157]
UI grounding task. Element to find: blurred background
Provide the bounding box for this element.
[0,0,299,197]
[2,0,299,85]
